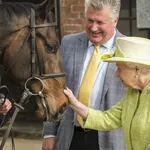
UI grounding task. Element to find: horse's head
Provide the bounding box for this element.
[0,0,68,121]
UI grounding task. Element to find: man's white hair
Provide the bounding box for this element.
[84,0,121,20]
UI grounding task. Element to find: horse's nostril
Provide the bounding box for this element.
[53,104,67,121]
[58,103,67,114]
[58,108,63,114]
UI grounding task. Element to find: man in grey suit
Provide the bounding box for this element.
[42,0,126,150]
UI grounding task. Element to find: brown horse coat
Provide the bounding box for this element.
[0,1,68,121]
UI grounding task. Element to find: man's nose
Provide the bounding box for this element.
[91,23,98,31]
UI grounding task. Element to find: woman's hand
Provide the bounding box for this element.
[0,99,12,115]
[64,88,89,120]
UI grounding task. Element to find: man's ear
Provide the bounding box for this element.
[113,17,119,28]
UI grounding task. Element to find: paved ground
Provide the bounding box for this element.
[0,119,44,150]
[1,137,43,150]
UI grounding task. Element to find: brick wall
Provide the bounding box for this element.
[60,0,85,37]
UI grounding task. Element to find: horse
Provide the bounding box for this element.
[0,0,68,122]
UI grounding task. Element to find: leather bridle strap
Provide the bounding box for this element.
[30,8,66,79]
[32,22,57,28]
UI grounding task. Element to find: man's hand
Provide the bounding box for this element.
[42,137,56,150]
[0,99,12,115]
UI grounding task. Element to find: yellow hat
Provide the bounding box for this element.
[101,37,150,66]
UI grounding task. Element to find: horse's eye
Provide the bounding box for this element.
[46,43,58,53]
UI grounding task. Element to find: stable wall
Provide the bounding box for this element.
[60,0,85,37]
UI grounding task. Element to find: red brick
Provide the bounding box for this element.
[72,5,84,12]
[60,0,85,37]
[68,18,85,24]
[78,0,85,5]
[64,25,81,31]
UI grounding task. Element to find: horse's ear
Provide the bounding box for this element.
[35,0,54,20]
[35,0,48,10]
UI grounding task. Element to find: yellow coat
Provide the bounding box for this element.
[83,83,150,150]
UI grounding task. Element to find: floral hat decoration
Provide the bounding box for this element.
[101,36,150,66]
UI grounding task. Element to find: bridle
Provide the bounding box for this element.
[5,8,65,79]
[30,8,65,79]
[0,7,66,150]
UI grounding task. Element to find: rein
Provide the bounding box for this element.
[0,7,65,150]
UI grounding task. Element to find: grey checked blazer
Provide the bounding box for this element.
[43,30,126,150]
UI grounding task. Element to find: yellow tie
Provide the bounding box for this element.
[77,45,100,125]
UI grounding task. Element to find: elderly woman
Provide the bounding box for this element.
[64,37,150,150]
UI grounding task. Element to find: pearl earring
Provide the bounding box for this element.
[135,74,138,78]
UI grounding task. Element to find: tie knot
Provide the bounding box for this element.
[95,45,100,49]
[94,45,100,53]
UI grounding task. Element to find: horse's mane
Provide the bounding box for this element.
[0,2,55,39]
[0,3,35,22]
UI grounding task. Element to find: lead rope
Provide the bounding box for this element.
[0,66,15,150]
[10,131,15,150]
[0,88,33,150]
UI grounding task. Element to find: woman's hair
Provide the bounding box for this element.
[126,62,150,69]
[126,62,150,78]
[84,0,121,20]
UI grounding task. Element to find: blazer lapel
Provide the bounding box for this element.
[102,63,117,97]
[73,33,88,97]
[102,29,125,98]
